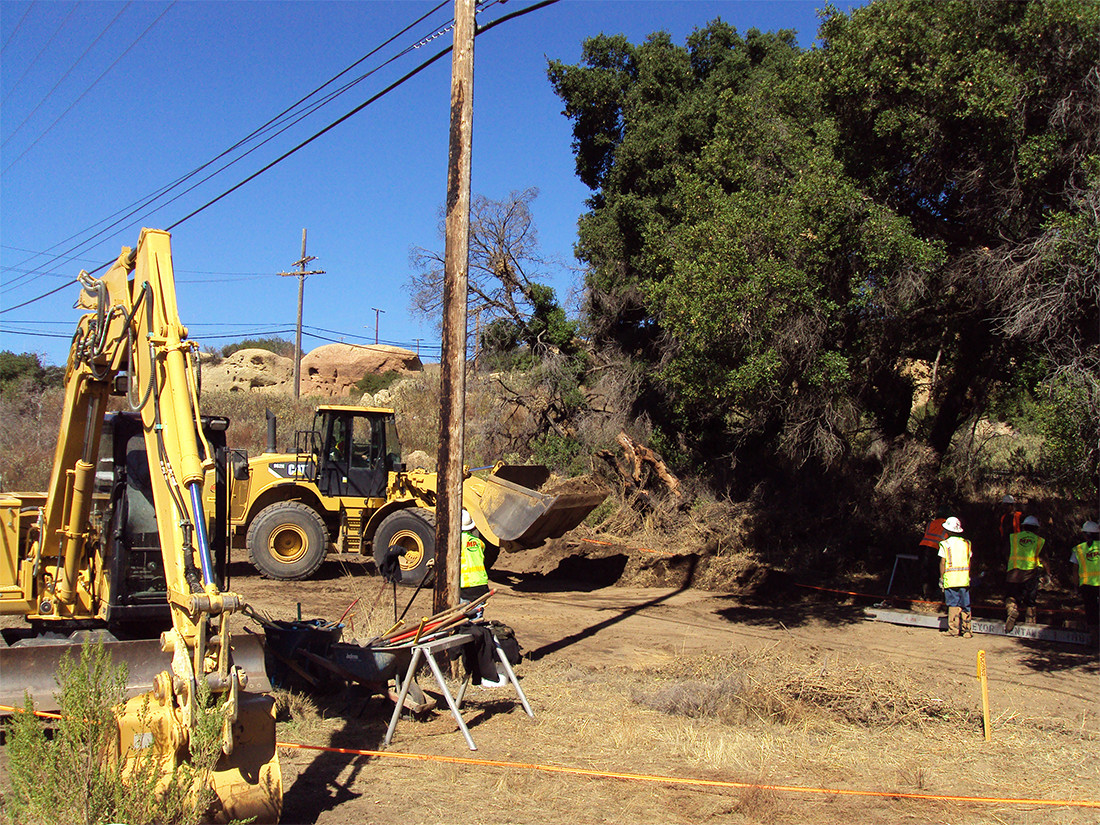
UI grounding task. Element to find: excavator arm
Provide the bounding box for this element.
[0,229,281,822]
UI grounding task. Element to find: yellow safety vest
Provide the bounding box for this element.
[460,531,488,588]
[1072,540,1100,586]
[1007,531,1044,571]
[939,536,971,589]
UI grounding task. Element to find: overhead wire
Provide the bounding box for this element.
[0,1,35,53]
[0,1,76,106]
[2,0,451,294]
[2,2,132,149]
[2,2,176,175]
[1,0,562,318]
[160,0,557,233]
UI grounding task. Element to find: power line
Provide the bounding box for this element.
[1,0,562,314]
[1,2,77,106]
[1,1,449,294]
[0,1,35,54]
[2,2,175,175]
[164,35,457,231]
[2,2,132,150]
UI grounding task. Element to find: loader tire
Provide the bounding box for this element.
[247,501,329,580]
[373,508,435,586]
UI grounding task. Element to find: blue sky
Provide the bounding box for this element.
[1,0,854,366]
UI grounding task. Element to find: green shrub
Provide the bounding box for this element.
[354,370,401,397]
[220,337,294,359]
[0,642,227,825]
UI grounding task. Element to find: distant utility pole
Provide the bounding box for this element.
[370,307,385,344]
[413,338,422,356]
[434,0,475,616]
[277,228,325,399]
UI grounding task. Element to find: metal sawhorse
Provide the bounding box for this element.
[383,630,533,751]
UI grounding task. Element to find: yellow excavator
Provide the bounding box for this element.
[0,229,281,822]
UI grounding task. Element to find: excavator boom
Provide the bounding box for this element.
[0,230,281,822]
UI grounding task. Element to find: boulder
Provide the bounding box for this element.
[300,343,422,398]
[201,348,293,394]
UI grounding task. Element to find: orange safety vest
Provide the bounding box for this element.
[919,518,948,550]
[1000,510,1022,539]
[460,531,488,588]
[1007,531,1044,571]
[1072,540,1100,586]
[939,536,971,589]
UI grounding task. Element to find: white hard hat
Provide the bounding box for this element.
[943,516,963,534]
[1001,494,1016,505]
[1022,515,1040,528]
[461,509,475,532]
[1083,521,1100,534]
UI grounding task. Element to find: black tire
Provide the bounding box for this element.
[247,501,329,580]
[373,508,435,586]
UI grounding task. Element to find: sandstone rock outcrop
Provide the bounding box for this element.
[300,343,422,398]
[201,348,293,394]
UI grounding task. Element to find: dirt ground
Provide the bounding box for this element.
[226,539,1099,825]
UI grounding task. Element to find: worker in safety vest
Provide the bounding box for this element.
[1005,515,1046,632]
[460,509,490,610]
[999,494,1022,543]
[1069,520,1100,635]
[938,517,973,638]
[918,507,950,598]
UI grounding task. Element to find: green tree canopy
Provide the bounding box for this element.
[550,2,1099,484]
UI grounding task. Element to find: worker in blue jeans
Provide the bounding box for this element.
[939,516,973,638]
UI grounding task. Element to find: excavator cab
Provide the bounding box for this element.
[313,406,399,500]
[97,412,229,633]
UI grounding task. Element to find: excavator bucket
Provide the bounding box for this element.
[476,469,607,548]
[0,634,270,714]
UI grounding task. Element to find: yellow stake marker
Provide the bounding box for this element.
[977,649,991,741]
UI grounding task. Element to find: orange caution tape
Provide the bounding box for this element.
[275,740,1100,809]
[6,703,1094,809]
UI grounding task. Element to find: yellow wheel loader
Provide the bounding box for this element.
[0,230,281,823]
[230,405,607,583]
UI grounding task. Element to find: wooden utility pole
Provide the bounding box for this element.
[434,0,476,615]
[277,228,325,399]
[370,307,385,344]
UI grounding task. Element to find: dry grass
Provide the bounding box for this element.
[633,647,980,733]
[488,652,1098,825]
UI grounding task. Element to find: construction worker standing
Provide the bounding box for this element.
[460,509,490,608]
[999,495,1023,544]
[918,507,950,597]
[1069,520,1100,636]
[1005,515,1046,632]
[939,517,973,638]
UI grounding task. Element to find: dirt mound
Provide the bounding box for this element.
[496,532,790,597]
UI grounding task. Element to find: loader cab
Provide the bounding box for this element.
[314,406,402,499]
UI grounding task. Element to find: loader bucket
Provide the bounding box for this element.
[477,472,607,548]
[0,633,270,714]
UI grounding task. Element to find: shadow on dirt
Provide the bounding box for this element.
[711,592,867,629]
[492,553,630,593]
[227,555,375,583]
[279,692,390,824]
[523,557,699,660]
[1013,638,1099,674]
